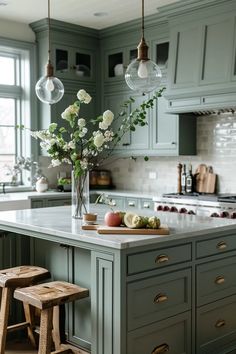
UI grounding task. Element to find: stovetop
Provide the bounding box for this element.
[162,193,236,203]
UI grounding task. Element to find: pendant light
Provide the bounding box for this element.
[125,0,162,94]
[35,0,64,104]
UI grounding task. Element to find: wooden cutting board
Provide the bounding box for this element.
[82,224,169,235]
[194,164,216,193]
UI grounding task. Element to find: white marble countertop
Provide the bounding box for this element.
[0,205,236,249]
[0,190,71,201]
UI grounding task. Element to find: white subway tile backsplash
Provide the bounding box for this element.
[104,112,236,195]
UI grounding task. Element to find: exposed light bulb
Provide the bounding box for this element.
[46,77,55,92]
[137,61,148,78]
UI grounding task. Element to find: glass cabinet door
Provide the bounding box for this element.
[54,45,92,80]
[107,51,124,78]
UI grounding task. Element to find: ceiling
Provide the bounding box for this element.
[0,0,181,29]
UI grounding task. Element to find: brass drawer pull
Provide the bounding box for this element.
[128,201,135,207]
[155,254,169,264]
[215,319,226,328]
[154,293,168,304]
[215,276,225,285]
[217,241,227,250]
[143,203,150,208]
[152,343,169,353]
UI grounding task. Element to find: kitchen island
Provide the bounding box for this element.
[0,206,236,354]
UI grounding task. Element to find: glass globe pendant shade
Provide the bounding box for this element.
[125,59,162,94]
[35,62,64,104]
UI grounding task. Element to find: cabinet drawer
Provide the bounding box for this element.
[196,234,236,258]
[140,199,154,210]
[197,257,236,306]
[127,243,191,275]
[125,197,140,209]
[127,312,191,354]
[127,269,191,330]
[197,296,236,354]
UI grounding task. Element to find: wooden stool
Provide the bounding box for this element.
[0,265,50,354]
[14,280,89,354]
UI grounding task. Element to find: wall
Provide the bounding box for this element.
[0,19,35,42]
[38,156,71,189]
[104,112,236,195]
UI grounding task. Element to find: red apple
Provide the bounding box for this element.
[104,211,122,227]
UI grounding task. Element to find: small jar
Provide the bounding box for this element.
[35,177,48,193]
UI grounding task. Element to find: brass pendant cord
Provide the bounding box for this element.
[141,0,144,39]
[137,0,149,61]
[47,0,53,77]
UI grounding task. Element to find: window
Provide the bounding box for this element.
[0,40,37,185]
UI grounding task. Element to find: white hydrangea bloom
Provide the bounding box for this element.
[78,118,86,127]
[103,110,114,126]
[77,89,92,104]
[99,121,109,130]
[93,131,105,148]
[61,105,79,120]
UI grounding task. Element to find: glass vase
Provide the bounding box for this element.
[71,170,90,219]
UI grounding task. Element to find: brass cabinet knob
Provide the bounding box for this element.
[215,319,226,328]
[153,293,168,304]
[155,254,169,264]
[152,343,170,353]
[217,241,227,250]
[215,275,225,285]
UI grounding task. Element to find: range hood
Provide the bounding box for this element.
[164,91,236,116]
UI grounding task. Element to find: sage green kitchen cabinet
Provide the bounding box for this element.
[166,2,236,112]
[31,196,71,208]
[152,96,196,155]
[53,44,94,81]
[30,19,100,130]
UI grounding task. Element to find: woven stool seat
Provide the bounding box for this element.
[14,281,89,354]
[0,265,50,354]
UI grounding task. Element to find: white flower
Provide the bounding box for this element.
[78,118,86,127]
[61,105,79,120]
[104,130,114,142]
[77,89,92,104]
[80,158,88,169]
[103,110,114,126]
[99,121,109,130]
[51,159,61,167]
[49,138,57,146]
[68,141,76,149]
[93,131,105,148]
[79,129,87,138]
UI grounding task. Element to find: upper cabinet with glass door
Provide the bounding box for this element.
[53,44,94,81]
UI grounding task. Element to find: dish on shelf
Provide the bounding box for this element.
[76,64,90,76]
[114,63,124,76]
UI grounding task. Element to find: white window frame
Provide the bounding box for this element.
[0,37,37,188]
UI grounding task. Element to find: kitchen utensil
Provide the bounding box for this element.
[82,224,169,235]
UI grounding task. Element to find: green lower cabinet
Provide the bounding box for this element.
[68,247,91,351]
[127,268,191,331]
[31,197,71,208]
[197,295,236,354]
[91,252,114,354]
[127,311,191,354]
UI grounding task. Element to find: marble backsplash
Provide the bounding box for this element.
[40,111,236,195]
